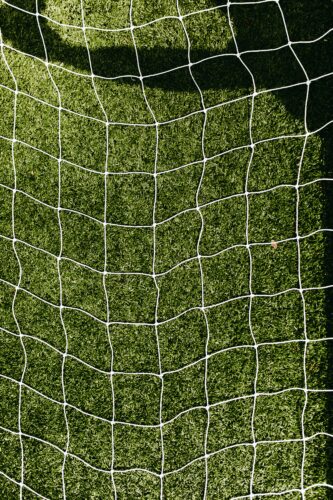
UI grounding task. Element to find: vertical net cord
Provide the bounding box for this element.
[226,3,259,498]
[35,1,71,496]
[79,1,117,496]
[276,2,311,498]
[0,29,28,500]
[128,1,165,497]
[175,2,211,497]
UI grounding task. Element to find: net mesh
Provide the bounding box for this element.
[0,0,333,498]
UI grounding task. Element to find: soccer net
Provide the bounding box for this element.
[0,0,333,498]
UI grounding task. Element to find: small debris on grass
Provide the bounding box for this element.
[271,240,278,249]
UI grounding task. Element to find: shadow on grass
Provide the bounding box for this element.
[1,0,333,487]
[322,127,333,490]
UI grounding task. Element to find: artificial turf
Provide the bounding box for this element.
[0,0,333,498]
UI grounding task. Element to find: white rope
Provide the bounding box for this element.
[0,0,332,497]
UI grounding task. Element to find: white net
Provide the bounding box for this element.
[0,0,333,498]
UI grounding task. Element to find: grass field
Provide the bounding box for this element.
[0,0,333,498]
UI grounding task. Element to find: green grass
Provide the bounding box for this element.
[0,0,333,498]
